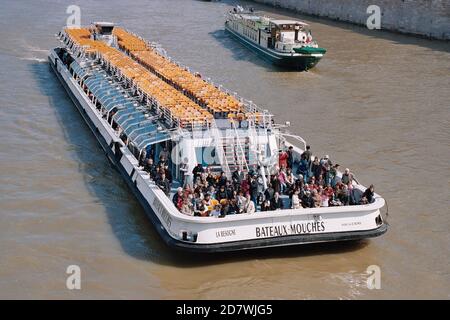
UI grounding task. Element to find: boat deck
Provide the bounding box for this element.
[65,28,212,128]
[63,27,272,130]
[113,28,245,116]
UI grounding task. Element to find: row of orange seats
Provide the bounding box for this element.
[64,28,213,127]
[64,28,110,53]
[112,27,246,117]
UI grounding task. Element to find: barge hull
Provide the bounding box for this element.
[50,49,387,253]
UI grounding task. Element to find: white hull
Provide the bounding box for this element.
[49,48,387,252]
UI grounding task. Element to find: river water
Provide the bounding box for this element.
[0,0,449,299]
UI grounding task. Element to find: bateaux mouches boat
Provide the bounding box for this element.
[225,6,326,70]
[49,22,387,252]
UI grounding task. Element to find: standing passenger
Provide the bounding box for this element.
[287,146,294,169]
[341,168,353,185]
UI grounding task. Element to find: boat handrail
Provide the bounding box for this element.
[276,131,307,151]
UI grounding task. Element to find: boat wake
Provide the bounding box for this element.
[26,44,49,54]
[20,56,47,63]
[20,43,48,62]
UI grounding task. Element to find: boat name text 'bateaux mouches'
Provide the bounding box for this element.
[255,221,326,238]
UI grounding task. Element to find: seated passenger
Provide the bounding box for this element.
[264,183,275,203]
[362,184,375,203]
[210,204,221,217]
[271,174,281,194]
[359,196,369,205]
[320,155,328,166]
[228,199,239,215]
[203,193,212,208]
[311,190,322,208]
[195,199,209,217]
[337,183,350,205]
[302,190,314,208]
[295,175,305,190]
[261,199,271,212]
[317,174,325,187]
[206,185,216,199]
[323,184,334,200]
[240,177,250,195]
[236,191,246,213]
[285,168,295,192]
[172,187,183,210]
[318,187,329,207]
[244,193,256,213]
[206,170,216,187]
[181,199,194,216]
[217,171,227,187]
[307,177,318,190]
[271,192,284,210]
[216,185,228,202]
[278,168,287,194]
[156,173,170,196]
[220,200,230,216]
[144,158,157,179]
[291,189,302,209]
[192,191,203,210]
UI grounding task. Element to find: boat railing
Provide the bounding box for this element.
[274,130,307,152]
[64,27,273,132]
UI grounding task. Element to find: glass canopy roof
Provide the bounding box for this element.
[70,60,171,151]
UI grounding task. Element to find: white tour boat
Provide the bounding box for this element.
[49,22,388,252]
[225,6,326,70]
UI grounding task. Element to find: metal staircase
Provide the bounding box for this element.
[228,120,250,173]
[207,114,278,179]
[207,119,254,178]
[221,136,249,174]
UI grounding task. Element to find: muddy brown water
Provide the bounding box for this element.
[0,0,449,299]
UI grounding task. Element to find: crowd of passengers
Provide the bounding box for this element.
[142,145,376,217]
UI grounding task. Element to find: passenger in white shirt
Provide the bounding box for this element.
[291,189,302,209]
[210,205,221,217]
[244,194,255,214]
